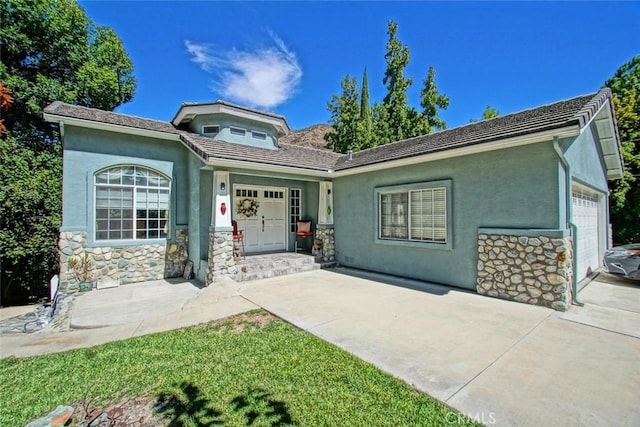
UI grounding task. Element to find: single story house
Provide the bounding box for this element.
[44,88,623,311]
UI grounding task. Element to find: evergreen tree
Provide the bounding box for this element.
[419,65,449,131]
[381,20,414,142]
[325,21,449,151]
[359,67,373,149]
[324,74,362,153]
[605,56,640,243]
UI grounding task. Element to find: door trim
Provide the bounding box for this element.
[233,184,288,253]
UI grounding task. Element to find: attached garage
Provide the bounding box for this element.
[572,183,606,282]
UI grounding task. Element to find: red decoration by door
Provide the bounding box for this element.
[220,202,227,215]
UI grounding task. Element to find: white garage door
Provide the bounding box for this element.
[572,184,603,281]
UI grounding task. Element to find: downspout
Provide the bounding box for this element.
[553,137,584,306]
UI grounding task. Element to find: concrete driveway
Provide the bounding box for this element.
[240,268,640,427]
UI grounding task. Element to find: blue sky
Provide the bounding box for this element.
[80,1,639,130]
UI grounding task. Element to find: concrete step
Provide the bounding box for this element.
[235,263,321,282]
[233,253,321,282]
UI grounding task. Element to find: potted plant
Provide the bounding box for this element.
[67,252,95,292]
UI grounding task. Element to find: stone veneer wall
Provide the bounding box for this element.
[316,226,335,262]
[58,229,189,295]
[476,232,573,311]
[206,230,237,285]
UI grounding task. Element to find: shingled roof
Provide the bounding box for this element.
[334,88,613,171]
[180,133,341,172]
[44,101,179,134]
[43,89,615,174]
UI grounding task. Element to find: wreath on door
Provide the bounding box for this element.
[237,198,260,217]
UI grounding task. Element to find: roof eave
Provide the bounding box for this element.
[171,103,291,135]
[205,157,333,178]
[333,125,581,177]
[579,97,625,180]
[43,112,179,141]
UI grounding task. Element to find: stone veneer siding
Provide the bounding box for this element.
[58,229,189,295]
[476,233,573,311]
[315,226,335,262]
[206,230,237,285]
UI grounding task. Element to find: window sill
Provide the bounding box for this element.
[89,238,169,248]
[374,237,452,251]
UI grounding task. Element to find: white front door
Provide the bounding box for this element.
[234,185,286,253]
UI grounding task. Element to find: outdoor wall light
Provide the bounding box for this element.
[220,182,226,191]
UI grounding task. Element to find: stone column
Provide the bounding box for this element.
[315,225,335,262]
[206,229,237,286]
[476,232,573,311]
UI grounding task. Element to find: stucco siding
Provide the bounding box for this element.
[563,128,608,193]
[333,142,562,290]
[190,113,278,149]
[61,126,189,235]
[200,169,214,261]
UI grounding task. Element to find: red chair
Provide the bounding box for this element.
[232,220,245,259]
[295,221,313,253]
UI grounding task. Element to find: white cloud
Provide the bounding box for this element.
[185,40,218,73]
[184,34,302,109]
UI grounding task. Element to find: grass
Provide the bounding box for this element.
[0,310,479,426]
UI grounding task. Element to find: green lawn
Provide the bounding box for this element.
[0,310,478,426]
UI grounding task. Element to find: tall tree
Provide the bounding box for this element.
[359,67,373,149]
[0,83,12,133]
[324,74,362,153]
[0,0,136,149]
[605,56,640,243]
[325,21,449,151]
[381,20,414,142]
[0,0,137,304]
[419,65,449,131]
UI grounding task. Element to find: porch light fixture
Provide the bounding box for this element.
[220,182,226,191]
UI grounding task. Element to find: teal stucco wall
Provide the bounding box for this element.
[333,141,564,290]
[61,126,190,245]
[562,127,609,193]
[190,113,278,150]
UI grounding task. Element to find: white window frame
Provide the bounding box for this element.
[374,180,452,250]
[252,131,267,140]
[94,166,171,242]
[290,188,302,232]
[230,127,246,136]
[202,125,220,134]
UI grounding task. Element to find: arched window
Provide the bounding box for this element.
[95,166,170,241]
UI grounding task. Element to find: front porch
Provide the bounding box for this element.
[233,252,336,282]
[203,170,336,285]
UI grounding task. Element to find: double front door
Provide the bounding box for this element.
[234,185,286,253]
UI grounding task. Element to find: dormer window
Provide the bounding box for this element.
[230,127,246,136]
[252,131,267,140]
[203,125,219,134]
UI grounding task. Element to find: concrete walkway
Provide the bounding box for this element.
[1,268,638,426]
[0,278,257,358]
